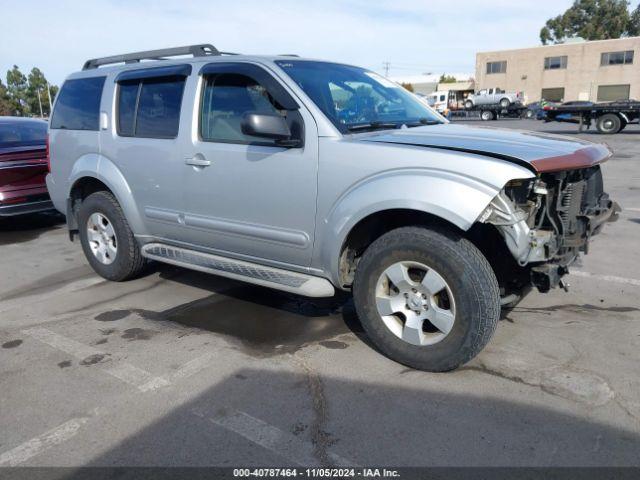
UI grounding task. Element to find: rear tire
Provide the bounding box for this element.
[525,109,534,119]
[464,100,473,109]
[481,110,494,121]
[77,191,146,281]
[596,113,621,134]
[499,98,510,108]
[352,226,500,372]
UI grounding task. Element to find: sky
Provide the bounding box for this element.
[0,0,582,86]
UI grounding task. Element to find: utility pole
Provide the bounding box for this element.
[46,82,53,113]
[37,89,43,118]
[383,62,391,77]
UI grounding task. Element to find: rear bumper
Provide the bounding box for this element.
[0,199,54,216]
[0,185,54,216]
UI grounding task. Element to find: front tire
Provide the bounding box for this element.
[499,98,510,108]
[77,191,146,281]
[464,100,473,109]
[353,227,500,372]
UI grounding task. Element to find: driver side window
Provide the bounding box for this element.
[200,73,285,145]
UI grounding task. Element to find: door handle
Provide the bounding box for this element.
[185,155,211,167]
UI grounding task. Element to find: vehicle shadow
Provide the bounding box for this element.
[149,264,370,355]
[78,368,640,468]
[0,211,65,246]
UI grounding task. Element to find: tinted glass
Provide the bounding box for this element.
[597,84,630,101]
[0,120,47,148]
[276,61,442,133]
[135,78,185,138]
[117,82,139,136]
[200,74,284,144]
[51,77,105,130]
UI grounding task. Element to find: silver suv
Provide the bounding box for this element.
[46,44,619,371]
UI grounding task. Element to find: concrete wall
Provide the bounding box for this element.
[475,37,640,103]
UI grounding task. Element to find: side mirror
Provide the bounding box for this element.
[241,113,292,140]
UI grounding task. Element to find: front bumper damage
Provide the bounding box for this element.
[480,166,620,292]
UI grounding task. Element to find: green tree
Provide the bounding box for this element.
[628,4,640,35]
[0,79,13,116]
[6,65,30,116]
[26,67,53,117]
[540,0,637,44]
[439,74,457,83]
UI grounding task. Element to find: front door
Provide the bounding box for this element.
[182,63,318,269]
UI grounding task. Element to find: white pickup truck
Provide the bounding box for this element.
[465,88,523,109]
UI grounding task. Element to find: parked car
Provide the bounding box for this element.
[0,117,53,216]
[47,45,619,371]
[464,88,523,109]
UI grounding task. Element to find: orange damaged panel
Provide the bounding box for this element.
[530,145,612,173]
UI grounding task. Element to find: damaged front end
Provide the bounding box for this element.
[480,165,620,293]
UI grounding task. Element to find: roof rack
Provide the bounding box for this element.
[82,44,221,70]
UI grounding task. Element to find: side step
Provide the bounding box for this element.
[141,243,335,298]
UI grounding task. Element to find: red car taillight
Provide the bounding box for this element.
[46,134,51,172]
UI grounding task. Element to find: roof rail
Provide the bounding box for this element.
[82,44,220,70]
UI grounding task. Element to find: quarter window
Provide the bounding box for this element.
[544,56,568,70]
[200,73,288,145]
[601,51,634,66]
[51,77,105,131]
[117,77,185,138]
[486,61,507,74]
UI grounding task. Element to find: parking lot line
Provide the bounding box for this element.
[571,270,640,287]
[192,408,355,467]
[0,276,104,314]
[22,327,169,392]
[0,417,89,466]
[167,352,216,381]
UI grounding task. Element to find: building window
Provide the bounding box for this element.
[544,56,568,70]
[541,87,565,102]
[597,84,630,101]
[601,50,634,66]
[486,61,507,74]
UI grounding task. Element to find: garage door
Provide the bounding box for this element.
[541,88,565,102]
[597,84,630,102]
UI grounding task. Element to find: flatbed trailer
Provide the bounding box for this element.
[544,100,640,134]
[463,102,528,121]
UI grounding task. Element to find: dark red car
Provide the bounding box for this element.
[0,116,53,216]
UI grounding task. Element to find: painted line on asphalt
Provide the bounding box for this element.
[0,277,105,314]
[167,352,216,381]
[192,408,355,467]
[571,270,640,287]
[21,327,169,392]
[0,417,89,466]
[21,328,215,392]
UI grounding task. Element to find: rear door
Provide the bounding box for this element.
[99,65,191,241]
[181,62,319,268]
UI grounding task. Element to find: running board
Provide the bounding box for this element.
[141,243,335,298]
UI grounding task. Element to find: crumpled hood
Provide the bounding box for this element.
[359,123,612,173]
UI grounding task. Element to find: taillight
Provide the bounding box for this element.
[46,134,50,172]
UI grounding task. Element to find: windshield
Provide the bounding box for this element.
[275,60,444,133]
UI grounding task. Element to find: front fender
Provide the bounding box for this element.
[67,154,147,235]
[316,168,512,287]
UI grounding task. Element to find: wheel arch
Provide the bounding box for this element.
[315,171,503,288]
[66,155,146,236]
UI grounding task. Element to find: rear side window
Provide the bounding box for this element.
[51,77,105,130]
[117,77,185,138]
